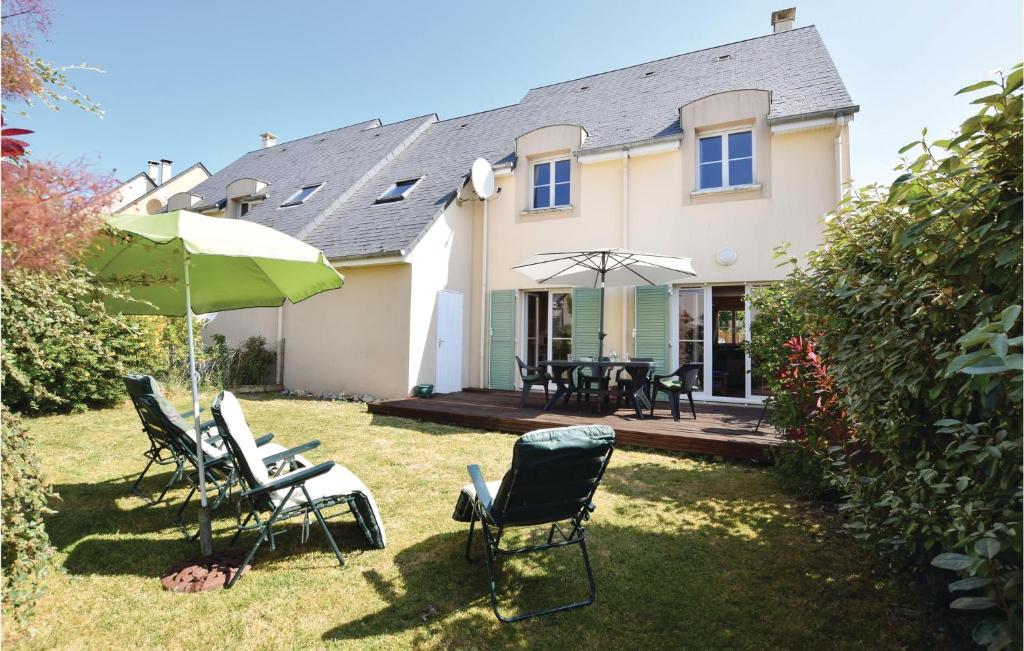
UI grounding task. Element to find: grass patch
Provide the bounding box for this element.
[7,393,946,649]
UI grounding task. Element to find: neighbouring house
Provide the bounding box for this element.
[110,158,210,214]
[200,9,857,403]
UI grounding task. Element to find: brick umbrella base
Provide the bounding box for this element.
[160,549,251,593]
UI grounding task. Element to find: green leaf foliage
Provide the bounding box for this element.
[755,65,1022,645]
[0,408,55,631]
[0,266,165,414]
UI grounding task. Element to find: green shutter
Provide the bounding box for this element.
[571,287,601,359]
[488,290,516,390]
[635,284,670,374]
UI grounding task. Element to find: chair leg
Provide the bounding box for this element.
[543,382,549,402]
[226,487,296,588]
[519,382,531,407]
[303,487,345,567]
[484,524,598,623]
[688,391,697,420]
[130,457,157,500]
[670,392,681,421]
[465,510,478,562]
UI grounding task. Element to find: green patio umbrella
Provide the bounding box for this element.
[85,210,343,555]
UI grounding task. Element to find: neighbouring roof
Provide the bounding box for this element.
[193,26,856,260]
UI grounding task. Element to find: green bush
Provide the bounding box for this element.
[207,334,277,387]
[1,266,164,414]
[1,407,55,630]
[784,66,1022,646]
[746,284,840,498]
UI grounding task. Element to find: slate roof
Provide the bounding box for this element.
[194,26,856,260]
[187,116,435,237]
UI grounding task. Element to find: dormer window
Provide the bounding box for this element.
[531,158,570,209]
[375,178,421,204]
[698,130,753,190]
[280,183,323,207]
[238,201,251,218]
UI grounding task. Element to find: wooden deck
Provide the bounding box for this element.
[368,389,779,461]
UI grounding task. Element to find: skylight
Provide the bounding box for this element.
[280,183,323,207]
[375,178,421,204]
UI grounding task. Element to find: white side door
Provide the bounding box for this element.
[436,290,464,393]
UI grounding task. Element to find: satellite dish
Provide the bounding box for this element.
[470,158,495,200]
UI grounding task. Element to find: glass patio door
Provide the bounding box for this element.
[522,290,572,387]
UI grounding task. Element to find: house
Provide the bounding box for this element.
[200,9,857,404]
[110,159,210,214]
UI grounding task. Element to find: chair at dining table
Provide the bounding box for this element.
[575,357,613,411]
[614,358,654,417]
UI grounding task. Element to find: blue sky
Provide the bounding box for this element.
[13,0,1023,188]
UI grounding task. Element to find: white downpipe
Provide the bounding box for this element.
[478,197,489,388]
[276,305,284,385]
[183,250,213,556]
[834,116,846,203]
[621,149,630,356]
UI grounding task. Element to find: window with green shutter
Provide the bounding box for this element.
[635,284,670,373]
[571,287,601,359]
[488,290,516,390]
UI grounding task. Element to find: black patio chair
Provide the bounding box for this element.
[650,363,702,421]
[211,391,386,587]
[515,356,550,407]
[123,373,217,504]
[452,424,615,622]
[614,358,654,417]
[575,357,612,410]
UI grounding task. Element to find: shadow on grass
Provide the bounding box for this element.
[61,511,374,578]
[322,528,595,645]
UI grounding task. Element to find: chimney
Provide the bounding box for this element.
[771,7,796,33]
[147,160,159,182]
[159,159,172,185]
[260,132,278,149]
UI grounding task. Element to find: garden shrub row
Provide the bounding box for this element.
[748,66,1022,647]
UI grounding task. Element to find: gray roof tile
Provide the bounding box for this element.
[200,26,855,259]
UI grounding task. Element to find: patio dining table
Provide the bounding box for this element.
[540,359,654,416]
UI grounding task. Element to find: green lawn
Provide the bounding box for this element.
[10,393,944,649]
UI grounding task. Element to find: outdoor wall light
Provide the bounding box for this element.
[716,246,738,266]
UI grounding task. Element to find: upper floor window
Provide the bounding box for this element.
[237,201,252,218]
[532,158,570,209]
[280,183,323,207]
[375,177,421,204]
[698,130,753,190]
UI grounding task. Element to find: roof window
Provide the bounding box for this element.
[375,178,421,204]
[280,183,323,207]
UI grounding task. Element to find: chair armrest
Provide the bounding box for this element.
[180,407,204,420]
[467,464,494,515]
[241,460,336,498]
[254,433,275,447]
[261,440,320,466]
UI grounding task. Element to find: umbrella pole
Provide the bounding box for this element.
[598,269,606,358]
[184,250,214,557]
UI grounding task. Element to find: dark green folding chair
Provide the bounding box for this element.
[452,424,615,622]
[211,391,386,587]
[122,374,217,504]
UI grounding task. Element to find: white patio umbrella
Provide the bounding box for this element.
[511,248,697,358]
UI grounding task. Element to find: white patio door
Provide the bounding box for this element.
[436,290,463,393]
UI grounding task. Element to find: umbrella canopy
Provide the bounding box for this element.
[86,211,342,315]
[84,210,344,556]
[512,248,696,358]
[512,248,696,288]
